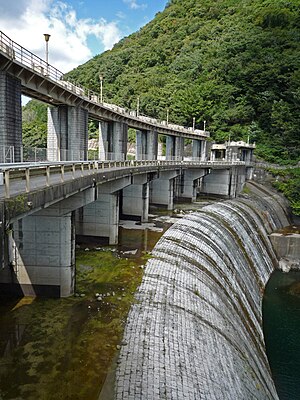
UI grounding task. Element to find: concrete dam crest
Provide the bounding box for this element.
[115,182,290,399]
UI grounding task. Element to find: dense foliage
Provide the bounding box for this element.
[22,100,48,148]
[64,0,300,165]
[268,167,300,216]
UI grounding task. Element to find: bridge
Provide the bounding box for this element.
[0,30,255,298]
[0,30,209,163]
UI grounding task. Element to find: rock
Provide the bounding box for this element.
[95,293,100,297]
[85,248,89,251]
[97,296,102,301]
[279,258,292,273]
[80,293,86,297]
[117,297,122,301]
[116,345,121,350]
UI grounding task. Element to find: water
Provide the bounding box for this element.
[0,203,206,400]
[263,270,300,400]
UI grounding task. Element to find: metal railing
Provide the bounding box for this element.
[0,159,247,199]
[0,30,209,138]
[0,146,15,163]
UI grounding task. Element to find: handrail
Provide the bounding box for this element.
[0,30,209,138]
[0,160,247,199]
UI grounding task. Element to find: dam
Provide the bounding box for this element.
[115,182,290,399]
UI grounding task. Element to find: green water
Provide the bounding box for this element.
[263,270,300,399]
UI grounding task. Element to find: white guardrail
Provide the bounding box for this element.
[0,160,247,199]
[0,30,209,138]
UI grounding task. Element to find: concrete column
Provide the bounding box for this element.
[192,139,201,161]
[193,139,207,161]
[122,175,150,222]
[175,136,184,161]
[201,140,207,161]
[68,106,88,161]
[47,106,67,161]
[76,177,131,245]
[0,72,22,162]
[47,105,88,161]
[99,121,109,160]
[76,192,120,245]
[179,168,208,202]
[146,130,158,160]
[150,170,179,210]
[136,129,158,161]
[166,136,175,160]
[9,210,75,297]
[200,166,246,198]
[112,121,128,161]
[136,129,147,160]
[201,169,230,197]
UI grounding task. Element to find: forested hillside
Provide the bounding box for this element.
[64,0,300,165]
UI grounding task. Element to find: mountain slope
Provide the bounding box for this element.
[65,0,300,164]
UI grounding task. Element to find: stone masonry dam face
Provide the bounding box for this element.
[115,183,290,400]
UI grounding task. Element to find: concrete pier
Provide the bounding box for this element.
[122,175,150,222]
[179,168,208,201]
[0,72,22,161]
[192,139,207,161]
[98,120,128,161]
[201,166,246,198]
[47,105,88,161]
[9,210,75,297]
[150,170,180,210]
[76,192,120,245]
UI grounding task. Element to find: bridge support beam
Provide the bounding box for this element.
[99,120,128,161]
[47,105,88,161]
[76,193,120,245]
[122,175,150,222]
[175,136,184,161]
[5,210,75,297]
[179,168,209,202]
[0,72,22,162]
[136,130,158,161]
[165,136,175,160]
[192,139,207,161]
[166,136,184,161]
[200,166,246,198]
[150,170,180,210]
[76,177,131,245]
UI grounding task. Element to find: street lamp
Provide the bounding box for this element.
[43,33,50,75]
[204,120,206,132]
[192,117,195,131]
[137,96,140,116]
[99,74,103,103]
[166,108,169,125]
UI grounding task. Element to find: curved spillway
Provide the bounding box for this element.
[115,183,290,400]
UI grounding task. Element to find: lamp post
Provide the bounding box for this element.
[166,108,169,125]
[137,96,140,116]
[192,117,195,132]
[43,33,50,75]
[204,120,206,132]
[99,74,103,103]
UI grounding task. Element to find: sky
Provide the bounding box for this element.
[0,0,167,73]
